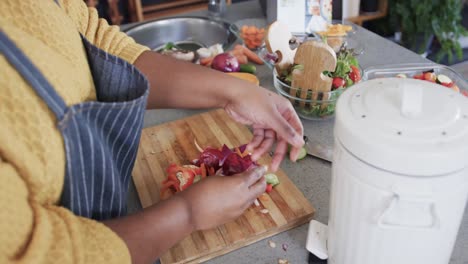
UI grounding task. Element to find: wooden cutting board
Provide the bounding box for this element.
[132,109,315,264]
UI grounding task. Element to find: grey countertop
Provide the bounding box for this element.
[124,1,468,263]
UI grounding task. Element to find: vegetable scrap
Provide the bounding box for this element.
[160,143,280,199]
[297,147,307,161]
[278,258,290,264]
[268,240,277,248]
[282,243,288,252]
[254,199,260,207]
[260,209,269,214]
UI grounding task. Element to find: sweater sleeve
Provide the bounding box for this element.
[0,158,131,264]
[60,0,149,64]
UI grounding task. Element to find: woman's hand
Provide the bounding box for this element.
[135,52,304,171]
[224,86,304,171]
[180,166,267,230]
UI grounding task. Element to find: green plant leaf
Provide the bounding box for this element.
[393,0,467,63]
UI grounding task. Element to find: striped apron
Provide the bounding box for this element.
[0,30,149,220]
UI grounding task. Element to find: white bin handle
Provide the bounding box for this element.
[378,194,439,229]
[400,82,423,119]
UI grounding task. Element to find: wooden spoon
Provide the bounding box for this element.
[265,21,298,100]
[292,41,336,109]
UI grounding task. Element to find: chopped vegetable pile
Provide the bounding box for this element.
[396,70,467,97]
[160,143,279,199]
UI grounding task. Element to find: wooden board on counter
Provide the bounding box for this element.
[132,109,315,264]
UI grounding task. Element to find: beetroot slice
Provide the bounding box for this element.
[196,144,258,176]
[222,152,257,176]
[195,147,223,170]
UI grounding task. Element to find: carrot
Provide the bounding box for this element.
[247,26,257,35]
[230,49,243,56]
[229,51,247,65]
[252,39,263,47]
[200,56,214,66]
[255,34,264,41]
[239,25,266,49]
[234,44,244,51]
[245,43,256,49]
[246,35,256,41]
[237,55,248,64]
[241,46,264,65]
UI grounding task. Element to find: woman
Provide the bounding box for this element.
[0,0,304,263]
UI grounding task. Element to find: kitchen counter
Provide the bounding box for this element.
[124,1,468,263]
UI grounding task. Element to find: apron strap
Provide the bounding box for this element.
[0,30,67,119]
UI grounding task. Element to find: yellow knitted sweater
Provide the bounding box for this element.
[0,0,149,263]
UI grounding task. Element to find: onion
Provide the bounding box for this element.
[211,53,240,72]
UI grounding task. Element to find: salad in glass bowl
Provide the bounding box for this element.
[274,44,362,120]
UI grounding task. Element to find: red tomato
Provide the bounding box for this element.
[265,183,273,193]
[332,77,345,89]
[349,65,361,83]
[461,90,468,97]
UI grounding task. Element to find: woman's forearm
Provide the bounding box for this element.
[103,195,193,264]
[134,51,256,110]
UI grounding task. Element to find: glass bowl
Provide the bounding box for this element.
[273,70,348,120]
[363,63,468,97]
[229,18,268,51]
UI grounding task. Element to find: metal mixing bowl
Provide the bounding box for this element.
[124,16,237,51]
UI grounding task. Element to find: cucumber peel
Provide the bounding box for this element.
[287,145,308,161]
[297,147,307,160]
[265,173,280,186]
